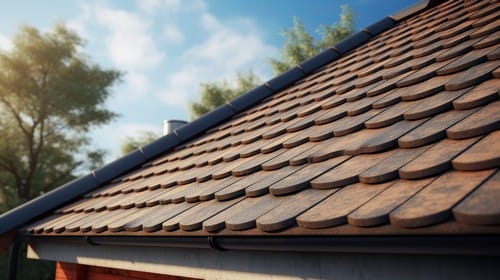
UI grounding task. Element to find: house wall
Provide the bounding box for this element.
[28,240,500,280]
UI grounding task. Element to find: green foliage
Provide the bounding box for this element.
[269,17,317,74]
[0,24,122,210]
[121,130,160,155]
[188,71,260,120]
[270,5,355,74]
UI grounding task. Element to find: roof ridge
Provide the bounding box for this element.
[0,0,441,236]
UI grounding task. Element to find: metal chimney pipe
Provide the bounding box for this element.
[163,120,187,135]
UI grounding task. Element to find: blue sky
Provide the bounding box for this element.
[0,0,417,162]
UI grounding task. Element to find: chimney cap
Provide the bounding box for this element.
[163,119,187,135]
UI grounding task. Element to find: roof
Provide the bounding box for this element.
[3,0,500,241]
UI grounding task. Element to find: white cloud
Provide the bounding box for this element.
[163,25,184,44]
[126,72,151,98]
[156,15,277,107]
[186,28,273,67]
[0,33,12,51]
[175,0,206,11]
[67,3,93,39]
[200,13,221,30]
[163,0,182,11]
[139,0,204,14]
[69,3,162,105]
[137,0,162,14]
[95,7,165,71]
[69,3,165,71]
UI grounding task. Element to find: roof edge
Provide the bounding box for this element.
[0,0,439,236]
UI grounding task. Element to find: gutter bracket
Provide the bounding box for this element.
[85,236,99,246]
[208,236,226,252]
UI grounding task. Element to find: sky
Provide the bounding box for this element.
[0,0,417,163]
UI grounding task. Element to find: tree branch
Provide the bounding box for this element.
[0,97,30,136]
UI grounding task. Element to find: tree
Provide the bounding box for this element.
[270,5,355,74]
[121,130,160,155]
[188,71,260,120]
[0,24,122,211]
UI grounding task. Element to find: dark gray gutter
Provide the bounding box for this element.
[21,235,500,256]
[0,0,440,237]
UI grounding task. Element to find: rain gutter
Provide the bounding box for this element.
[20,234,500,256]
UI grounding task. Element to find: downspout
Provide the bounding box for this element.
[7,239,20,280]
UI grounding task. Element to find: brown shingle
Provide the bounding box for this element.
[256,188,336,232]
[297,181,393,229]
[452,130,500,170]
[447,100,500,138]
[348,178,434,227]
[311,152,393,189]
[453,171,500,225]
[399,137,479,179]
[359,145,430,183]
[390,170,495,228]
[398,107,477,148]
